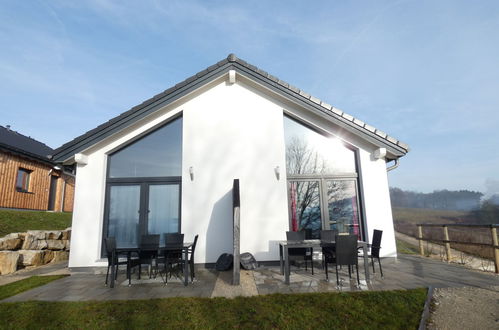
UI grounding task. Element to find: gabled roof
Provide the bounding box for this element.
[53,54,409,162]
[0,125,54,164]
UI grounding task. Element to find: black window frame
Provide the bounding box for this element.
[101,115,183,257]
[283,114,367,241]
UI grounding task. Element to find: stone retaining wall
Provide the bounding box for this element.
[0,228,71,275]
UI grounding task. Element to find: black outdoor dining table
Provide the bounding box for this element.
[109,242,194,288]
[278,239,370,285]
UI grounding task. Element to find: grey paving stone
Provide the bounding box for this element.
[2,255,498,302]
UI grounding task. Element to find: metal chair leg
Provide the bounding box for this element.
[105,266,110,285]
[335,264,340,286]
[189,260,195,282]
[378,257,383,277]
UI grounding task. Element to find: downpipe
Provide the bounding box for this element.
[386,159,399,172]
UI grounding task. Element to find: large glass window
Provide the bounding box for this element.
[104,117,182,250]
[284,115,364,239]
[284,116,356,175]
[108,117,182,178]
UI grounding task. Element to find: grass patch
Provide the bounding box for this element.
[396,239,419,255]
[0,275,68,301]
[0,289,427,329]
[0,209,72,237]
[392,207,468,225]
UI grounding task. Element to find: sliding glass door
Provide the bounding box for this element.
[147,183,180,246]
[288,178,361,239]
[325,179,360,237]
[288,180,322,238]
[107,185,141,248]
[106,182,180,248]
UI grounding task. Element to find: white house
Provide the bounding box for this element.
[52,54,409,269]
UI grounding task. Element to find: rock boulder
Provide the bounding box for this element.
[51,251,69,262]
[47,240,65,250]
[0,237,23,250]
[18,250,45,267]
[0,251,20,275]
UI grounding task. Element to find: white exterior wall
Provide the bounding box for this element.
[358,149,397,257]
[69,73,397,268]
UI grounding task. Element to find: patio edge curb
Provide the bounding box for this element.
[418,286,434,330]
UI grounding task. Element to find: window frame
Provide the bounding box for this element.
[15,168,32,193]
[101,115,183,256]
[283,114,367,241]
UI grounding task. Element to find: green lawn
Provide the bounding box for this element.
[0,276,68,301]
[392,207,468,225]
[0,289,427,329]
[0,209,72,237]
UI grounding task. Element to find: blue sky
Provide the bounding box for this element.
[1,1,498,195]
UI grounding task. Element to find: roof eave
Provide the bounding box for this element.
[52,54,409,162]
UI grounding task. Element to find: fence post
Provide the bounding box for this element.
[443,226,451,262]
[418,225,424,256]
[491,226,499,274]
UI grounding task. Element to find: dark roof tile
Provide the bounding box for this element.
[0,126,53,159]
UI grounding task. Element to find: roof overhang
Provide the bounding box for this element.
[52,54,409,163]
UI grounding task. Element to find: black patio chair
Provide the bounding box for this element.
[104,237,128,286]
[286,231,314,275]
[162,234,199,284]
[187,234,199,282]
[162,233,184,282]
[320,230,338,242]
[325,234,360,286]
[370,229,383,277]
[320,230,337,269]
[137,234,160,279]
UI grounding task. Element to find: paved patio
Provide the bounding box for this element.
[1,254,497,302]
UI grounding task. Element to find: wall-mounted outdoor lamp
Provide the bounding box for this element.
[189,166,194,181]
[274,166,280,180]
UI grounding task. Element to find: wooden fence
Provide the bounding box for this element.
[417,223,499,273]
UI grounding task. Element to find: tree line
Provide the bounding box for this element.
[390,187,499,224]
[389,187,483,211]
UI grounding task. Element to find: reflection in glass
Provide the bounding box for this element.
[284,116,356,175]
[326,180,360,238]
[288,181,322,238]
[108,117,182,178]
[147,184,180,246]
[108,185,140,248]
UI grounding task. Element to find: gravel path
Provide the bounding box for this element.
[427,286,499,330]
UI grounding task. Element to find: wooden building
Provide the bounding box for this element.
[0,125,74,212]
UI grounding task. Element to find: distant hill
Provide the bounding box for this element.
[390,187,482,211]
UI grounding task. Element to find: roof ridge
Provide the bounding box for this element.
[53,54,409,160]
